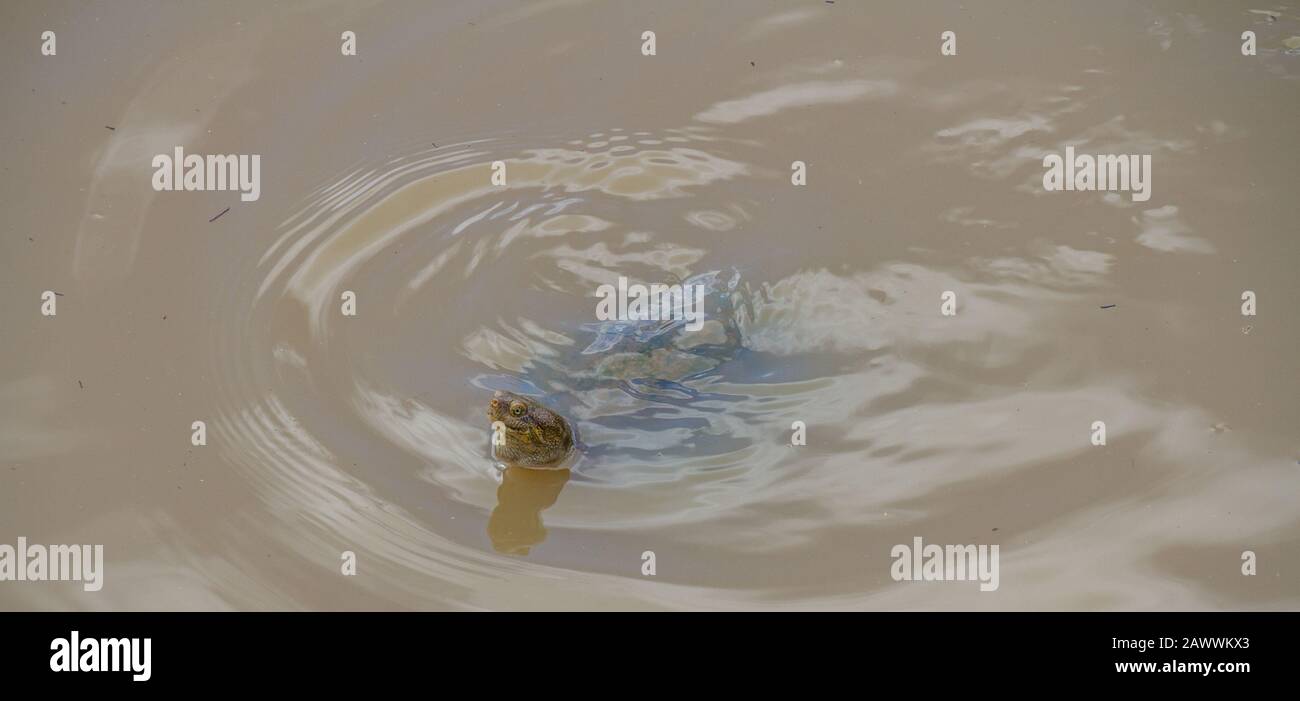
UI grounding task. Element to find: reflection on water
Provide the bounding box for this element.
[489,469,571,556]
[3,0,1298,610]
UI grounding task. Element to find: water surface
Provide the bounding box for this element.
[2,0,1298,610]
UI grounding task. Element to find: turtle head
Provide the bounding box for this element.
[488,391,573,467]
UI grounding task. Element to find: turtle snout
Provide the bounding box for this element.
[489,391,510,419]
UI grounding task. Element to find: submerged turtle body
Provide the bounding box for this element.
[574,269,744,385]
[580,270,741,351]
[586,319,733,383]
[488,269,747,468]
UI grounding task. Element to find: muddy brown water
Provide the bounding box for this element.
[2,1,1298,610]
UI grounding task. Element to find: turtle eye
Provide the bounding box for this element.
[510,402,526,416]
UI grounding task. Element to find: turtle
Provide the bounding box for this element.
[487,268,748,469]
[488,390,575,468]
